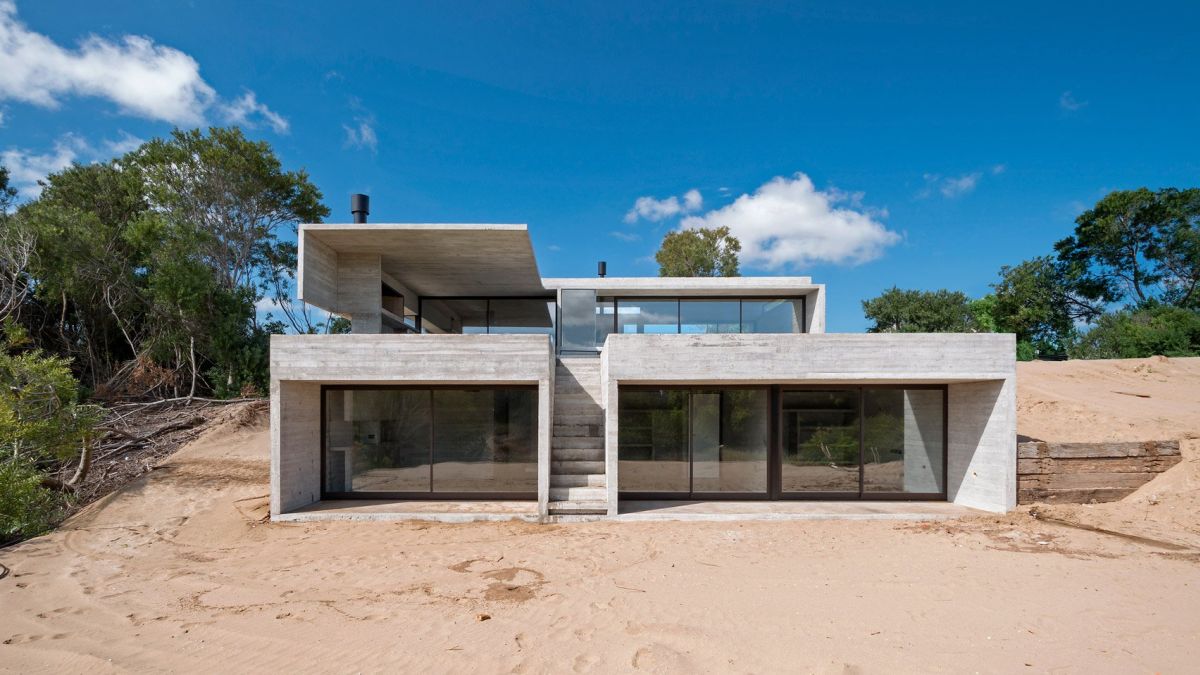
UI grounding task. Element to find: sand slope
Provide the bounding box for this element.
[2,400,1200,673]
[1017,356,1200,443]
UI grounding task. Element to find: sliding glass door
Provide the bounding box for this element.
[323,386,538,499]
[780,386,945,499]
[618,385,946,500]
[618,388,770,498]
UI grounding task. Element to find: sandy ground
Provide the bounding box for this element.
[1017,355,1200,442]
[2,357,1200,673]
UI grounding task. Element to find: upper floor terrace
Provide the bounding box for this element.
[297,221,825,355]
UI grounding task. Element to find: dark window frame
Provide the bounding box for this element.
[320,384,540,501]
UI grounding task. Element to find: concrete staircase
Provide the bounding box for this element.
[549,358,608,515]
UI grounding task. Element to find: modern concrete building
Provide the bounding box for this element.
[270,210,1015,522]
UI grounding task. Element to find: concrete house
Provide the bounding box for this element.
[270,199,1015,522]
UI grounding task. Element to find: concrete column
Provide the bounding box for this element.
[537,370,553,519]
[270,380,322,517]
[601,346,619,516]
[947,379,1017,512]
[336,252,382,334]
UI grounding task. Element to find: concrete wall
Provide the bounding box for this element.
[269,334,555,517]
[336,253,382,334]
[270,380,322,516]
[600,333,1016,513]
[947,380,1017,512]
[603,333,1014,383]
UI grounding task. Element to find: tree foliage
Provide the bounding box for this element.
[655,226,741,277]
[862,287,982,333]
[4,126,329,398]
[989,256,1103,358]
[1069,305,1200,359]
[1055,188,1200,308]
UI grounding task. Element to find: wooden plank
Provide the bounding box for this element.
[1018,471,1160,490]
[1018,487,1137,504]
[1018,455,1181,475]
[1017,440,1180,459]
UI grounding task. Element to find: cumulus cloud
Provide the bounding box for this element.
[221,90,289,134]
[679,173,900,269]
[1059,90,1087,112]
[624,188,703,223]
[1,133,88,197]
[0,1,285,130]
[343,116,378,153]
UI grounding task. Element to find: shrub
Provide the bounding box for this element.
[1069,306,1200,359]
[0,458,63,543]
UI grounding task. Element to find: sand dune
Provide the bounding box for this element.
[1017,356,1200,443]
[2,359,1200,672]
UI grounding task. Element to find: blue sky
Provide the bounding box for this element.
[2,1,1198,331]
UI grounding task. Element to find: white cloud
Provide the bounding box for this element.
[343,116,378,153]
[624,188,703,223]
[1059,90,1087,112]
[991,163,1006,175]
[221,90,289,134]
[103,130,143,155]
[679,172,900,270]
[1,133,88,197]
[919,171,988,199]
[0,1,286,130]
[610,231,640,242]
[0,107,5,126]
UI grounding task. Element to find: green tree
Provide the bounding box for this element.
[1069,305,1200,359]
[16,161,151,386]
[1055,188,1200,308]
[655,226,741,277]
[862,287,981,333]
[0,166,34,323]
[989,256,1103,358]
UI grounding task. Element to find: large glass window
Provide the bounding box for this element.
[742,299,803,333]
[617,300,679,334]
[781,390,861,493]
[862,389,944,494]
[680,300,741,334]
[617,390,689,492]
[618,388,769,495]
[324,387,537,496]
[421,298,555,338]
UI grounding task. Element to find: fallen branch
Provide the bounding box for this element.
[109,396,262,409]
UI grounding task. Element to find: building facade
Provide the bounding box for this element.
[270,221,1015,520]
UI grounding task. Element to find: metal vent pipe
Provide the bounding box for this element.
[351,194,370,223]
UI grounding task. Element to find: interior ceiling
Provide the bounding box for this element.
[307,226,547,297]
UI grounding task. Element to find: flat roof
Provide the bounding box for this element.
[541,277,818,296]
[302,223,546,296]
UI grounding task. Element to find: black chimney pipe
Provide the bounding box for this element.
[597,261,607,278]
[351,194,370,223]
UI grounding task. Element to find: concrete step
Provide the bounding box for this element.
[552,437,605,450]
[553,423,602,437]
[554,413,605,426]
[553,447,604,462]
[551,474,606,488]
[551,460,605,475]
[549,486,607,502]
[556,389,604,398]
[548,500,608,515]
[554,402,604,416]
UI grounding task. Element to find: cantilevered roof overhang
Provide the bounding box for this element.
[299,223,548,303]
